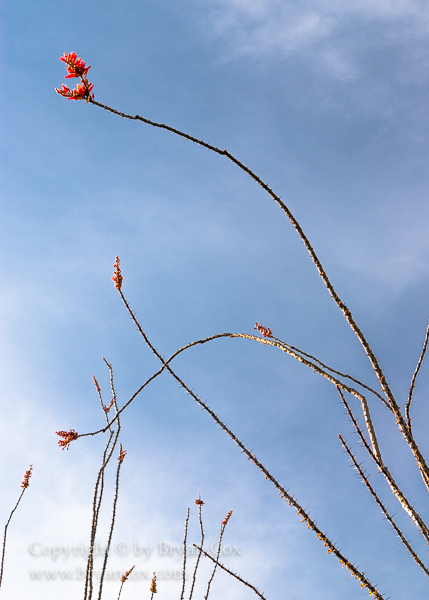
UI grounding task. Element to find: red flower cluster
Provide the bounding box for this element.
[221,510,233,526]
[21,465,33,489]
[195,499,205,506]
[56,82,94,101]
[111,256,123,290]
[254,321,273,338]
[60,51,91,79]
[56,429,79,450]
[120,565,135,583]
[119,450,127,463]
[149,572,157,593]
[55,52,94,101]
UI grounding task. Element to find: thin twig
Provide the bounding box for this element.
[339,435,429,577]
[406,323,429,431]
[194,544,267,600]
[180,508,190,600]
[189,498,204,600]
[97,444,125,600]
[86,362,122,600]
[271,335,389,409]
[338,388,429,544]
[204,511,232,600]
[1,466,32,589]
[84,430,115,600]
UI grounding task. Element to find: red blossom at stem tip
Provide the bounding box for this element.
[254,321,273,338]
[221,510,233,526]
[195,499,205,506]
[111,256,123,290]
[56,429,78,450]
[60,52,91,79]
[149,572,157,593]
[21,465,33,489]
[55,52,94,101]
[119,450,127,463]
[104,399,114,413]
[93,374,101,393]
[120,565,135,583]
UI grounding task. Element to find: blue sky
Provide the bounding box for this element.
[2,0,429,598]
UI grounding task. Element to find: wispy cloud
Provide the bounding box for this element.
[205,0,429,80]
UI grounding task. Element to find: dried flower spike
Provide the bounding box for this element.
[254,321,273,338]
[222,510,233,526]
[21,465,33,489]
[93,374,101,392]
[56,429,79,450]
[121,565,135,583]
[111,256,123,290]
[149,572,157,593]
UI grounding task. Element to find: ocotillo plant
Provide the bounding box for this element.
[53,51,429,598]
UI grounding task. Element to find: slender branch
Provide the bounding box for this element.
[271,336,389,409]
[180,508,190,600]
[339,435,429,578]
[338,388,429,544]
[195,544,268,600]
[204,511,232,600]
[189,499,204,600]
[93,373,112,431]
[1,489,25,590]
[84,430,115,600]
[86,362,122,600]
[116,290,385,599]
[81,331,384,462]
[97,444,125,600]
[406,323,429,431]
[235,333,384,463]
[0,464,32,590]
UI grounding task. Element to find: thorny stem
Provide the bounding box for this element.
[271,335,389,410]
[195,544,267,600]
[116,290,385,599]
[204,514,231,600]
[338,388,429,544]
[189,499,204,600]
[82,332,383,462]
[180,509,190,600]
[339,435,429,578]
[84,429,115,600]
[97,444,124,600]
[406,323,429,432]
[86,363,122,600]
[0,487,27,589]
[88,98,429,492]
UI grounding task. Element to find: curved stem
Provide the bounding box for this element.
[87,97,429,490]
